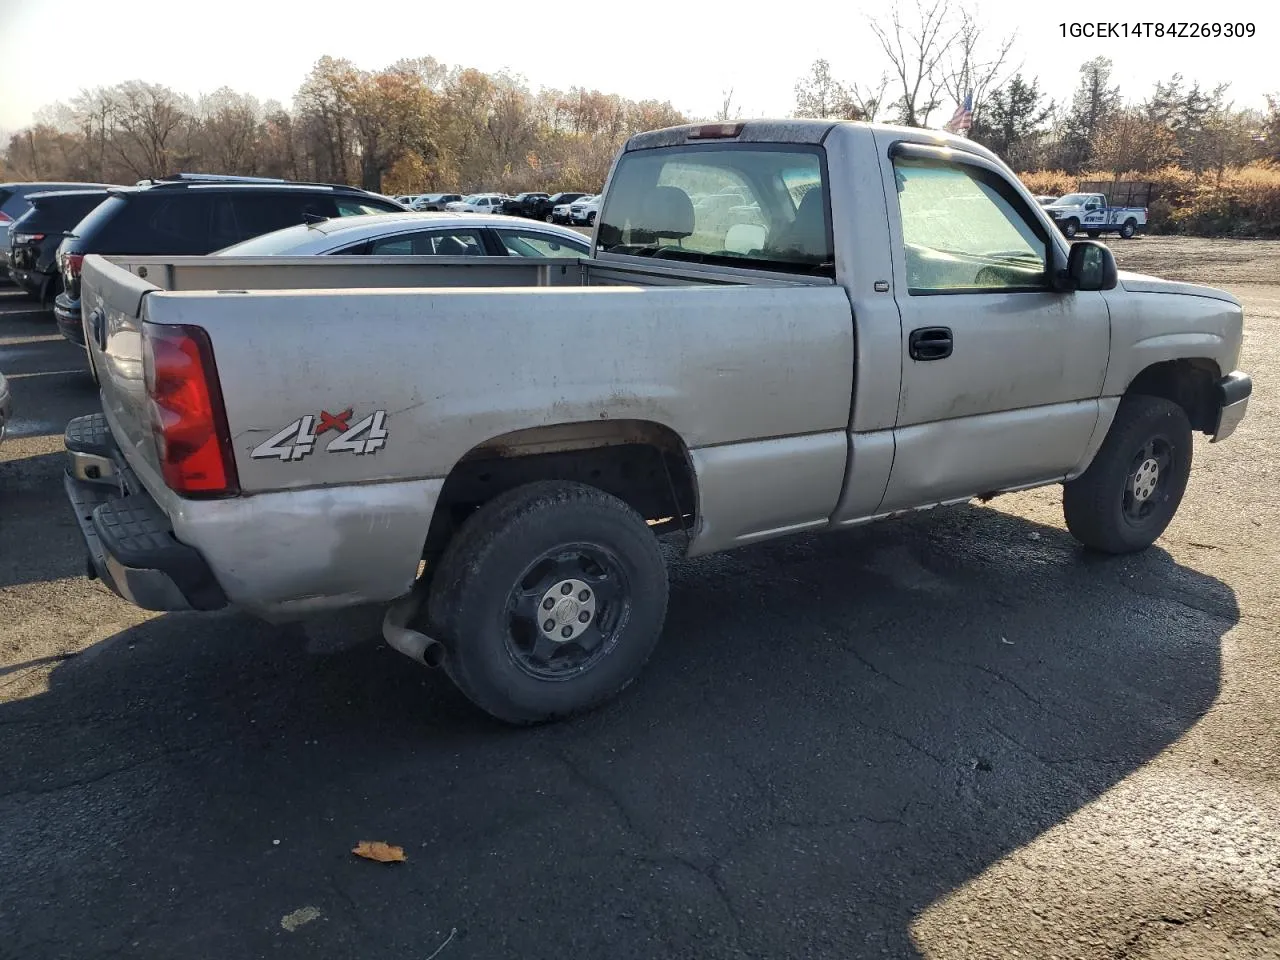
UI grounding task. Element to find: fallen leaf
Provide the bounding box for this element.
[281,906,323,931]
[352,840,407,863]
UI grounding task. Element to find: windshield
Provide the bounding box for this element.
[597,144,832,277]
[213,223,314,255]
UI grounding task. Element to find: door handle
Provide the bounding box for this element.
[909,326,953,361]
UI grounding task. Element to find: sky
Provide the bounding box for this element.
[0,0,1274,137]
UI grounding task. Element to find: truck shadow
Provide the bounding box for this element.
[0,502,1236,959]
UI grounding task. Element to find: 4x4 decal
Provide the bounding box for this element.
[250,408,388,462]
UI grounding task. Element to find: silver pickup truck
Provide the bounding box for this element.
[64,119,1251,724]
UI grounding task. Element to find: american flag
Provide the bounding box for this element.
[944,91,973,136]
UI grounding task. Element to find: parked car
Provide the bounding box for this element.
[411,194,463,211]
[445,194,507,213]
[7,189,114,309]
[213,212,592,258]
[500,192,550,217]
[53,173,404,346]
[530,192,588,222]
[1,181,118,276]
[1035,195,1058,207]
[65,118,1252,727]
[568,195,601,225]
[0,367,9,447]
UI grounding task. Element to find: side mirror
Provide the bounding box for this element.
[1063,240,1118,292]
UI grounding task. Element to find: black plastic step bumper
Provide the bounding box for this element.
[63,414,228,612]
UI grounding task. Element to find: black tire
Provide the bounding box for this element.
[545,214,554,222]
[1063,218,1080,238]
[1063,395,1193,554]
[1086,229,1101,238]
[587,211,596,225]
[41,275,64,312]
[1120,219,1137,239]
[426,481,669,725]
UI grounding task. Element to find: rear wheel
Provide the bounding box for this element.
[1062,395,1192,553]
[427,481,669,725]
[545,214,554,222]
[41,275,64,312]
[1120,219,1137,239]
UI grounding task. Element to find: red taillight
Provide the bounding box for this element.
[13,232,45,243]
[141,322,239,497]
[688,122,745,140]
[63,253,85,278]
[0,211,11,223]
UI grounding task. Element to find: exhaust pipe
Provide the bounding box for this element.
[382,584,445,668]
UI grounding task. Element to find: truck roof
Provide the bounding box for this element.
[623,118,1004,166]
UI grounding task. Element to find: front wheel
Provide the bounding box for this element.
[1062,218,1080,239]
[427,481,669,725]
[545,214,554,222]
[1062,395,1192,553]
[586,211,596,225]
[1120,219,1137,239]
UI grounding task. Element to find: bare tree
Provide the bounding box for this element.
[715,88,741,122]
[868,0,961,127]
[795,59,879,120]
[109,81,189,178]
[940,7,1017,131]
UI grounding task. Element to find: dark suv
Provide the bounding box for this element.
[501,192,550,217]
[533,192,588,222]
[7,189,113,309]
[54,174,403,345]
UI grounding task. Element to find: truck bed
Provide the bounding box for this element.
[80,252,855,606]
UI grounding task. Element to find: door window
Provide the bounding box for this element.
[335,196,399,216]
[368,229,486,255]
[494,229,589,258]
[147,196,212,253]
[892,158,1049,294]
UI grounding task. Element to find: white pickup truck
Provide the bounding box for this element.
[1045,192,1148,239]
[64,119,1251,724]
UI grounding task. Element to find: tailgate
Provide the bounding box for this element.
[80,254,164,480]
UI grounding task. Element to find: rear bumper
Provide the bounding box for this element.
[7,266,45,296]
[63,414,228,612]
[1211,371,1251,443]
[54,293,85,344]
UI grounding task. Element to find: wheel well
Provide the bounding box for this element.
[1125,359,1220,433]
[422,420,698,561]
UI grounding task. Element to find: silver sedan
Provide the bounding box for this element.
[213,212,591,258]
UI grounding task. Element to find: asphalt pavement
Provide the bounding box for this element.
[1,246,1278,960]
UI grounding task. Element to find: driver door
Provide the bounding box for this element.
[876,142,1111,513]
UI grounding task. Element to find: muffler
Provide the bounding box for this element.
[382,583,445,668]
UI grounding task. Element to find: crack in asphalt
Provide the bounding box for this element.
[850,717,948,767]
[0,742,213,800]
[984,721,1135,770]
[918,653,1052,713]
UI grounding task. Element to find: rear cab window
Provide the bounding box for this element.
[597,144,833,277]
